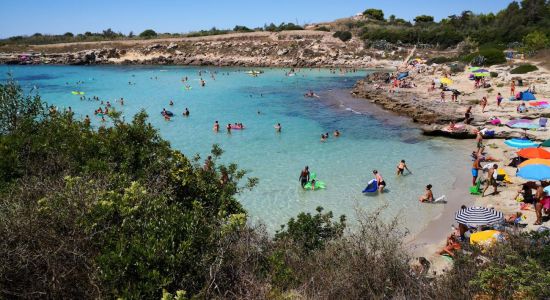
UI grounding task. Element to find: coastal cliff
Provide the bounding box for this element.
[0,31,400,68]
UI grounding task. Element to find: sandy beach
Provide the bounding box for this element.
[352,55,550,272]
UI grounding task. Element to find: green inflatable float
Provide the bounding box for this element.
[304,172,326,190]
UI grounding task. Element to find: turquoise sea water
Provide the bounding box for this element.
[0,65,469,233]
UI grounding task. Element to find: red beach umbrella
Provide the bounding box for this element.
[517,148,550,159]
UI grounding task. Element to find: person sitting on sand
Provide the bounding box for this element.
[515,183,534,203]
[481,164,498,197]
[333,130,340,137]
[213,121,220,132]
[505,212,524,225]
[438,233,461,257]
[275,123,281,133]
[419,184,434,202]
[373,170,386,192]
[397,159,412,175]
[517,102,528,113]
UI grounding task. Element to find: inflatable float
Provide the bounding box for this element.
[231,124,245,130]
[304,172,326,190]
[362,179,378,193]
[71,91,85,95]
[161,111,174,117]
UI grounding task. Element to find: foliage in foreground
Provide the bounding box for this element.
[1,79,550,299]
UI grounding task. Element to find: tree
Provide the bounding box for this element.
[102,28,116,38]
[233,25,253,32]
[128,31,134,38]
[63,32,74,37]
[0,76,43,135]
[139,29,157,38]
[523,30,549,52]
[414,15,434,24]
[363,8,384,21]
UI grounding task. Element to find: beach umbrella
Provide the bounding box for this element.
[470,230,503,246]
[455,206,504,227]
[476,69,489,73]
[518,158,550,168]
[517,164,550,180]
[473,72,490,77]
[440,77,453,85]
[468,67,480,72]
[517,147,550,159]
[540,139,550,147]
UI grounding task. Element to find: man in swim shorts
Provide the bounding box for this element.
[373,170,386,192]
[481,164,498,197]
[472,155,481,186]
[299,166,310,188]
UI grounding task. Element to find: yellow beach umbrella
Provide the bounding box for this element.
[470,230,502,246]
[440,77,453,85]
[518,158,550,168]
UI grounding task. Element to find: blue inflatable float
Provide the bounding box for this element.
[362,179,378,193]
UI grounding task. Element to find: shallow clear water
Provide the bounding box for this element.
[1,65,470,233]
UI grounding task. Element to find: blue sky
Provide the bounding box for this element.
[0,0,513,38]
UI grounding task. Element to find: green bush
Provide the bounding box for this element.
[139,29,157,38]
[333,31,352,42]
[461,48,506,66]
[490,71,498,77]
[510,64,539,74]
[315,26,330,32]
[427,56,457,64]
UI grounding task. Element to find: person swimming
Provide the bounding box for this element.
[321,134,327,142]
[275,123,281,132]
[184,108,190,117]
[373,170,386,192]
[169,100,174,106]
[396,160,412,176]
[333,130,340,137]
[226,123,232,133]
[299,166,310,188]
[213,121,220,132]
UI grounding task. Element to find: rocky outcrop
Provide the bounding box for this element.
[351,74,457,125]
[0,31,388,68]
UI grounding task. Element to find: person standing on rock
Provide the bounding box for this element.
[480,96,488,113]
[510,80,516,96]
[496,93,503,108]
[465,106,473,124]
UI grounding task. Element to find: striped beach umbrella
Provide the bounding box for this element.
[455,206,504,227]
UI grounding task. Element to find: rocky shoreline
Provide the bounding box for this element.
[351,69,550,140]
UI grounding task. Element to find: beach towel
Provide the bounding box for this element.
[540,118,547,128]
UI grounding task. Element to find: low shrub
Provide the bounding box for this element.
[333,31,352,42]
[510,64,539,74]
[490,71,498,78]
[427,56,457,65]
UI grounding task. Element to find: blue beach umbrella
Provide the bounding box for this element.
[517,164,550,181]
